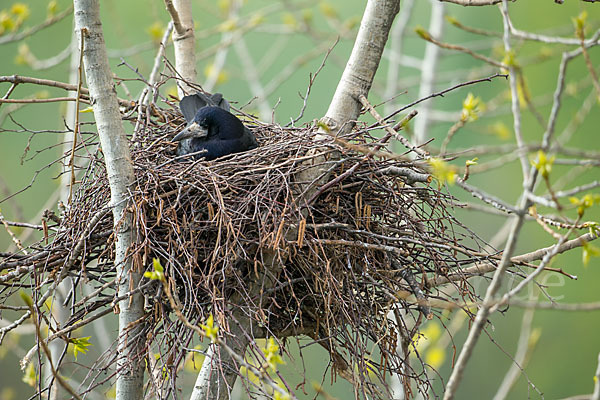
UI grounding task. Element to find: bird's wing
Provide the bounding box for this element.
[180,92,231,122]
[194,138,253,160]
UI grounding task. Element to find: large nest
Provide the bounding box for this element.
[1,101,493,398]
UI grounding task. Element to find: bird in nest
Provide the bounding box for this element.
[172,92,258,160]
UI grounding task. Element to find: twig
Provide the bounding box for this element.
[0,97,91,104]
[578,30,600,99]
[0,220,49,230]
[23,300,83,400]
[413,1,445,144]
[433,231,596,287]
[0,75,133,107]
[288,37,339,126]
[67,29,86,205]
[507,299,600,312]
[383,0,415,116]
[0,210,27,254]
[499,3,529,179]
[417,27,504,69]
[163,0,185,35]
[360,94,428,157]
[492,292,539,400]
[381,73,507,123]
[455,177,518,214]
[0,5,74,45]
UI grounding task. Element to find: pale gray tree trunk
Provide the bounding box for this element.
[169,0,197,97]
[190,323,249,400]
[300,0,400,202]
[323,0,400,133]
[73,2,144,400]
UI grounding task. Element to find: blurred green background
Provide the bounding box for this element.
[0,0,599,399]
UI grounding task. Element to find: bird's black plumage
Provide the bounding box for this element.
[173,93,258,161]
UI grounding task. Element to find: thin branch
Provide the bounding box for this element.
[0,97,91,104]
[381,73,507,123]
[493,293,538,400]
[455,177,518,214]
[288,37,338,126]
[499,2,529,180]
[360,94,428,157]
[417,27,504,68]
[0,75,133,107]
[163,0,185,35]
[25,301,84,400]
[433,231,596,288]
[413,1,445,145]
[0,5,74,45]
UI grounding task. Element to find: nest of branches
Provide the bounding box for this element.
[1,101,494,398]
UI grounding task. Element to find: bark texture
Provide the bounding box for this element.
[170,0,197,97]
[323,0,400,133]
[73,1,144,399]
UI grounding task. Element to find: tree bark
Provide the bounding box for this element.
[190,323,249,400]
[323,0,400,133]
[168,0,197,97]
[300,0,400,204]
[73,2,144,400]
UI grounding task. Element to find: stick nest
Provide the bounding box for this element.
[2,103,492,398]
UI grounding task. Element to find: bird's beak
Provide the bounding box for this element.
[172,122,208,141]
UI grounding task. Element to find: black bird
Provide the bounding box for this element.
[172,92,258,161]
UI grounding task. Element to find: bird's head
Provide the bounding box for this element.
[172,110,212,141]
[172,106,245,142]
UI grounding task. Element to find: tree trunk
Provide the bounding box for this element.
[169,0,197,97]
[73,1,144,400]
[323,0,400,133]
[300,0,400,204]
[190,322,249,400]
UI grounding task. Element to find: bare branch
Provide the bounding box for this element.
[165,0,197,96]
[0,5,73,45]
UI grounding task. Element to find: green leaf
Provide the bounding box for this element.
[461,93,483,122]
[465,158,478,167]
[145,258,165,281]
[70,336,92,360]
[530,150,555,179]
[569,194,600,217]
[201,314,219,342]
[428,158,457,185]
[582,241,600,267]
[263,337,285,371]
[22,362,37,387]
[414,25,431,41]
[19,290,33,307]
